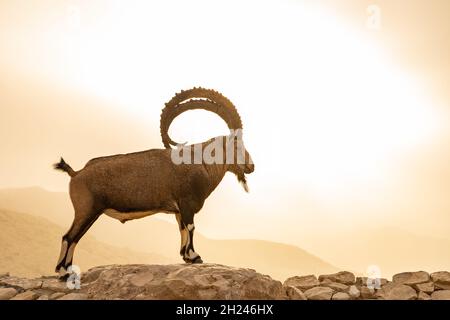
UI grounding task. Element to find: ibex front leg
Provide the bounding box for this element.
[175,213,188,258]
[176,211,203,264]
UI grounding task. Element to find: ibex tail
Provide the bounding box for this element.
[53,157,77,177]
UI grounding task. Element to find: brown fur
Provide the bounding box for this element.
[54,136,254,277]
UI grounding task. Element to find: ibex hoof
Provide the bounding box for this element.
[192,256,203,264]
[58,272,70,282]
[183,256,203,264]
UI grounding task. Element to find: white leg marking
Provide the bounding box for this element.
[187,223,195,231]
[185,232,190,253]
[176,214,189,253]
[188,249,199,260]
[65,242,77,265]
[181,229,188,251]
[57,240,68,265]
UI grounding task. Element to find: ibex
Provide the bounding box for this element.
[54,88,254,278]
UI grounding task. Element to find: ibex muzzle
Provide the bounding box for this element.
[54,87,254,279]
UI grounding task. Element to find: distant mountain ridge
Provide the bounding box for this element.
[0,208,172,277]
[0,187,338,280]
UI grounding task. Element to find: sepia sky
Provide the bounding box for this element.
[1,0,449,260]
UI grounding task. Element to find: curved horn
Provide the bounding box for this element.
[160,87,243,148]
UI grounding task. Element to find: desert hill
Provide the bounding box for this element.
[0,187,337,280]
[0,209,173,277]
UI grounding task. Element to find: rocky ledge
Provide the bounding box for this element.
[1,265,450,300]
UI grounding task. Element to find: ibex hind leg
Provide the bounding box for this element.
[56,210,101,280]
[179,211,203,264]
[55,190,101,279]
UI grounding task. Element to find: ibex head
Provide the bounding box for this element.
[160,87,254,191]
[224,131,254,192]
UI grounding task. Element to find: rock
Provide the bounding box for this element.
[129,271,155,287]
[81,264,286,300]
[283,275,320,291]
[284,285,307,300]
[49,292,66,300]
[431,290,450,300]
[392,271,429,285]
[413,282,434,294]
[41,278,71,293]
[81,267,104,284]
[332,292,351,300]
[10,290,38,300]
[319,271,355,285]
[0,272,10,279]
[58,293,89,300]
[348,285,361,299]
[0,287,18,300]
[0,277,42,290]
[320,280,349,292]
[6,265,450,300]
[304,287,334,300]
[376,283,417,300]
[418,292,431,300]
[360,286,376,299]
[431,271,450,290]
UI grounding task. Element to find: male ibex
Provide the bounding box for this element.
[54,88,254,277]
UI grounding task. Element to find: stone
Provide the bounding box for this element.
[129,271,155,287]
[304,287,334,300]
[0,277,42,290]
[10,290,38,300]
[0,287,18,300]
[284,285,307,300]
[348,285,361,299]
[41,278,71,293]
[376,283,417,300]
[49,292,66,300]
[81,267,104,284]
[57,293,89,300]
[392,271,429,285]
[320,280,349,292]
[0,272,10,279]
[360,286,376,299]
[418,291,431,300]
[319,271,355,285]
[332,292,351,300]
[37,295,49,300]
[431,271,450,290]
[413,282,434,294]
[431,290,450,300]
[283,275,320,291]
[82,264,286,300]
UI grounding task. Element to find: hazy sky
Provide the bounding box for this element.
[1,0,449,247]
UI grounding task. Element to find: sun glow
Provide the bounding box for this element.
[3,0,441,197]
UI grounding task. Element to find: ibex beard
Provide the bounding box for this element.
[53,87,254,279]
